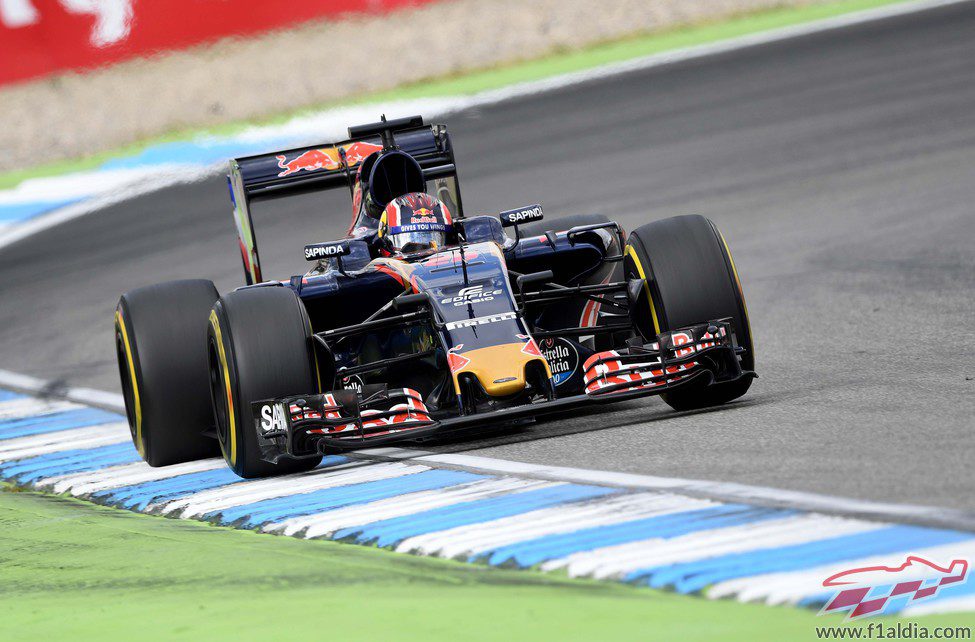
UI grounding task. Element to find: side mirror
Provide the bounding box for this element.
[517,270,554,292]
[451,220,467,242]
[393,292,429,310]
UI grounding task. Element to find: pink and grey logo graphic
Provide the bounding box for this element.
[820,555,968,619]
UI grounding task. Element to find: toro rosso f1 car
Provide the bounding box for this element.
[115,116,755,478]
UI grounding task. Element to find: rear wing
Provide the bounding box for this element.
[228,116,464,284]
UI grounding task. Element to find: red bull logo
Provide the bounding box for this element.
[342,141,382,165]
[820,555,969,619]
[276,149,340,177]
[276,141,382,177]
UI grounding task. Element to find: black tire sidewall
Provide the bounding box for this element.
[115,280,221,466]
[209,287,322,478]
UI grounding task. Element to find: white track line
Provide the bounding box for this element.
[154,461,428,518]
[542,514,883,579]
[0,422,128,462]
[2,368,974,531]
[0,397,82,421]
[39,458,225,495]
[0,369,124,413]
[707,540,975,605]
[355,450,975,532]
[397,492,715,559]
[269,476,551,538]
[0,166,207,253]
[0,168,171,206]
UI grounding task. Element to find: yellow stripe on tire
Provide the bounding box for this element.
[625,244,661,335]
[115,309,144,458]
[208,309,237,466]
[717,230,753,353]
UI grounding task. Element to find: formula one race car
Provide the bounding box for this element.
[115,116,755,478]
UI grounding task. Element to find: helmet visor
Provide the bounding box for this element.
[391,229,446,253]
[387,222,448,253]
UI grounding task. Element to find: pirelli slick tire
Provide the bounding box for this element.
[207,286,323,478]
[624,215,754,411]
[115,280,221,467]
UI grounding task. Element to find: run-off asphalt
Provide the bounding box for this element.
[0,2,971,508]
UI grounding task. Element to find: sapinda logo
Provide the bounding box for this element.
[441,284,503,306]
[501,205,543,225]
[1,0,134,47]
[304,243,348,260]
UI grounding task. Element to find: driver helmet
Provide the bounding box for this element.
[379,193,453,255]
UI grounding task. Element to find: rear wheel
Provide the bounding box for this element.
[115,280,221,466]
[624,215,754,411]
[207,286,323,478]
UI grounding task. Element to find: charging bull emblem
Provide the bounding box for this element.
[276,142,382,177]
[276,149,340,177]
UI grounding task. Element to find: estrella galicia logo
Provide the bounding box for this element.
[540,337,578,387]
[819,555,969,620]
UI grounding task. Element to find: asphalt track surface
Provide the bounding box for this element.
[1,1,972,510]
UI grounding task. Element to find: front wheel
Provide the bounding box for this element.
[207,286,323,478]
[625,215,754,411]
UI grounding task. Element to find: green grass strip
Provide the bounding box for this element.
[0,0,912,189]
[1,485,972,640]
